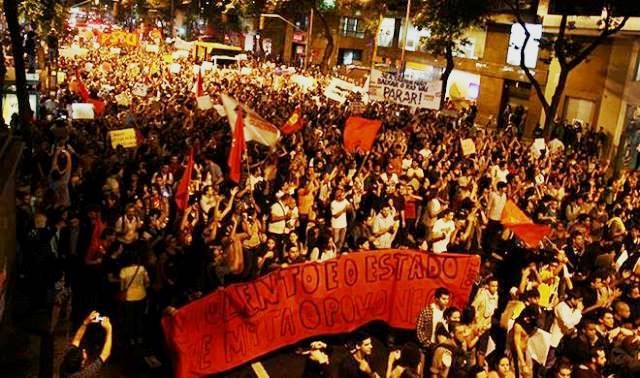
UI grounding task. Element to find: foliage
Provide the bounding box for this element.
[502,0,636,134]
[18,0,45,28]
[413,0,488,59]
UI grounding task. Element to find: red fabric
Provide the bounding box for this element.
[343,116,382,152]
[227,108,246,183]
[85,218,105,262]
[162,249,480,377]
[280,106,304,134]
[194,68,204,97]
[501,200,551,248]
[506,223,551,249]
[75,69,90,102]
[88,98,105,116]
[175,149,194,211]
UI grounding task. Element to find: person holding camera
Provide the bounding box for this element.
[60,311,112,377]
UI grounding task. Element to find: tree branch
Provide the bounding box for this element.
[566,15,630,70]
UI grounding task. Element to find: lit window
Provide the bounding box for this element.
[340,17,365,39]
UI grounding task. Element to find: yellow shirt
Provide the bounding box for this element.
[120,265,149,301]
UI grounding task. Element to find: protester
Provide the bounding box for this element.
[60,311,112,377]
[9,34,639,377]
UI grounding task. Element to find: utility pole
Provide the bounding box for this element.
[304,8,314,70]
[399,0,412,71]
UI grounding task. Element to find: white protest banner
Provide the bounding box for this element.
[60,46,88,58]
[201,61,214,71]
[291,74,316,92]
[369,69,441,109]
[213,104,226,117]
[145,44,160,53]
[132,83,148,97]
[461,138,477,156]
[71,103,95,120]
[169,63,182,74]
[533,138,546,151]
[197,95,214,110]
[109,128,138,149]
[110,47,121,55]
[324,77,367,105]
[171,50,189,60]
[174,38,194,51]
[240,67,253,75]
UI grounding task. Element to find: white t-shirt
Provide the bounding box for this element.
[330,199,350,229]
[431,218,455,253]
[372,213,397,249]
[268,201,287,234]
[488,191,507,221]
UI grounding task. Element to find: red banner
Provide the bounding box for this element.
[162,250,480,377]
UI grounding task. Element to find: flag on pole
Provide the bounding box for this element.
[192,67,204,97]
[281,105,304,135]
[75,69,106,116]
[343,116,382,152]
[75,69,90,102]
[175,148,195,211]
[501,200,551,249]
[228,107,246,183]
[220,94,280,147]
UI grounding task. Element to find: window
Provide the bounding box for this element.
[377,17,396,48]
[506,23,542,69]
[340,17,365,39]
[338,49,363,65]
[563,97,596,126]
[400,21,430,52]
[635,57,640,81]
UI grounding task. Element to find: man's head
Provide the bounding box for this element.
[60,346,87,375]
[487,278,499,295]
[434,287,451,309]
[553,361,572,378]
[598,309,615,330]
[353,332,373,356]
[444,306,461,324]
[451,323,469,346]
[496,182,507,192]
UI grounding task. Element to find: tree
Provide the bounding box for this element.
[413,0,489,108]
[3,0,31,123]
[505,0,635,136]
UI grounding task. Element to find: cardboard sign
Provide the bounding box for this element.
[109,47,121,55]
[131,83,148,97]
[162,249,480,377]
[145,44,160,53]
[369,69,441,110]
[240,67,253,75]
[98,30,139,47]
[115,93,131,106]
[291,74,316,92]
[71,103,95,120]
[460,138,477,156]
[169,63,182,74]
[109,128,138,149]
[162,54,174,64]
[196,95,214,110]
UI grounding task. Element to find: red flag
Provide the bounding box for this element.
[88,98,105,116]
[193,68,203,97]
[175,149,195,211]
[281,106,304,135]
[343,116,382,152]
[501,200,551,249]
[75,69,90,102]
[227,107,246,183]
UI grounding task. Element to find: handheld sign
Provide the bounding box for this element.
[109,128,138,149]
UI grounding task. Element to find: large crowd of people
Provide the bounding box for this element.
[11,33,640,377]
